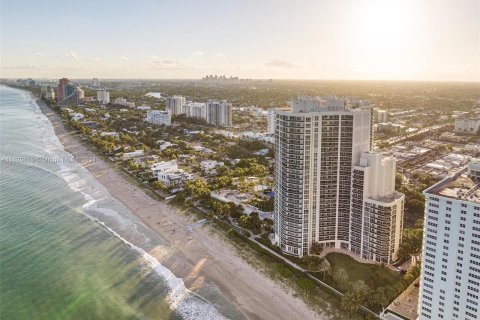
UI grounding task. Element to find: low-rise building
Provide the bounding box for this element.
[200,160,224,173]
[151,160,192,187]
[122,150,145,160]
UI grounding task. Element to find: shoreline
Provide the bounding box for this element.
[33,95,326,319]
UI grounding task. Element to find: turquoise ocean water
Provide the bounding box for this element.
[0,86,239,320]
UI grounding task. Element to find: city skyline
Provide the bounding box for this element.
[1,0,479,81]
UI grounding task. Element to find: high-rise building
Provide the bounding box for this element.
[267,108,276,135]
[56,78,70,101]
[350,152,405,263]
[273,96,375,257]
[166,95,186,115]
[184,102,207,119]
[206,100,232,127]
[146,110,171,126]
[418,160,480,320]
[454,116,480,135]
[97,90,110,104]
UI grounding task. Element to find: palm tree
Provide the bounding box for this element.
[334,268,349,288]
[341,292,361,314]
[318,259,330,281]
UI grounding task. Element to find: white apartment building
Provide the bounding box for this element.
[350,152,405,263]
[184,102,207,119]
[96,89,110,104]
[151,160,192,187]
[418,160,480,320]
[146,110,171,126]
[454,116,480,135]
[267,108,276,135]
[166,95,186,115]
[200,160,224,173]
[206,100,232,127]
[122,150,145,160]
[374,109,388,123]
[273,96,374,257]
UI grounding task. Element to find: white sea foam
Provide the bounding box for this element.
[28,94,227,320]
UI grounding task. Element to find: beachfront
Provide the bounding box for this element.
[37,99,327,320]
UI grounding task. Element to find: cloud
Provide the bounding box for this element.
[264,59,301,68]
[161,59,179,65]
[120,56,129,61]
[193,50,203,57]
[35,52,45,57]
[216,52,224,57]
[65,51,79,60]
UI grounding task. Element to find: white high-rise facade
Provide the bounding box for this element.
[166,95,186,115]
[206,100,232,127]
[273,96,375,257]
[418,160,480,320]
[267,108,276,135]
[454,116,480,135]
[146,110,171,126]
[350,152,405,263]
[184,102,207,119]
[97,89,110,104]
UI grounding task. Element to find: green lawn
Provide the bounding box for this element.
[324,253,402,293]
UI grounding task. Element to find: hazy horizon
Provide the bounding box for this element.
[1,0,479,81]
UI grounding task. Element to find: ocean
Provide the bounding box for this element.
[0,86,239,320]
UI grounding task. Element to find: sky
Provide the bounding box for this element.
[1,0,479,81]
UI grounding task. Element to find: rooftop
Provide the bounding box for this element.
[427,163,480,204]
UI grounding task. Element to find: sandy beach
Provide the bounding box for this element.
[37,100,328,320]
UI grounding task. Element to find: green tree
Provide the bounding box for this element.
[341,292,361,314]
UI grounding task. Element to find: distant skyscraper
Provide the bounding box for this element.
[206,100,232,127]
[273,96,374,257]
[350,152,404,263]
[418,160,480,320]
[166,95,186,115]
[56,78,70,101]
[97,90,110,104]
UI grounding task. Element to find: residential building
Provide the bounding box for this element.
[454,116,480,135]
[273,96,374,257]
[137,105,151,111]
[151,160,192,187]
[96,90,110,104]
[146,110,171,126]
[122,150,145,160]
[56,78,70,101]
[206,100,232,127]
[113,97,135,108]
[151,160,178,179]
[374,109,388,123]
[166,95,186,115]
[184,102,207,119]
[350,152,405,263]
[200,160,224,173]
[418,160,480,320]
[267,108,276,135]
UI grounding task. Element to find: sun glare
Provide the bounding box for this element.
[356,1,412,51]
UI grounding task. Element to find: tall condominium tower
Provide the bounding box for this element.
[206,100,232,127]
[166,95,186,115]
[350,152,405,263]
[273,96,373,257]
[96,89,110,104]
[56,78,70,101]
[418,160,480,320]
